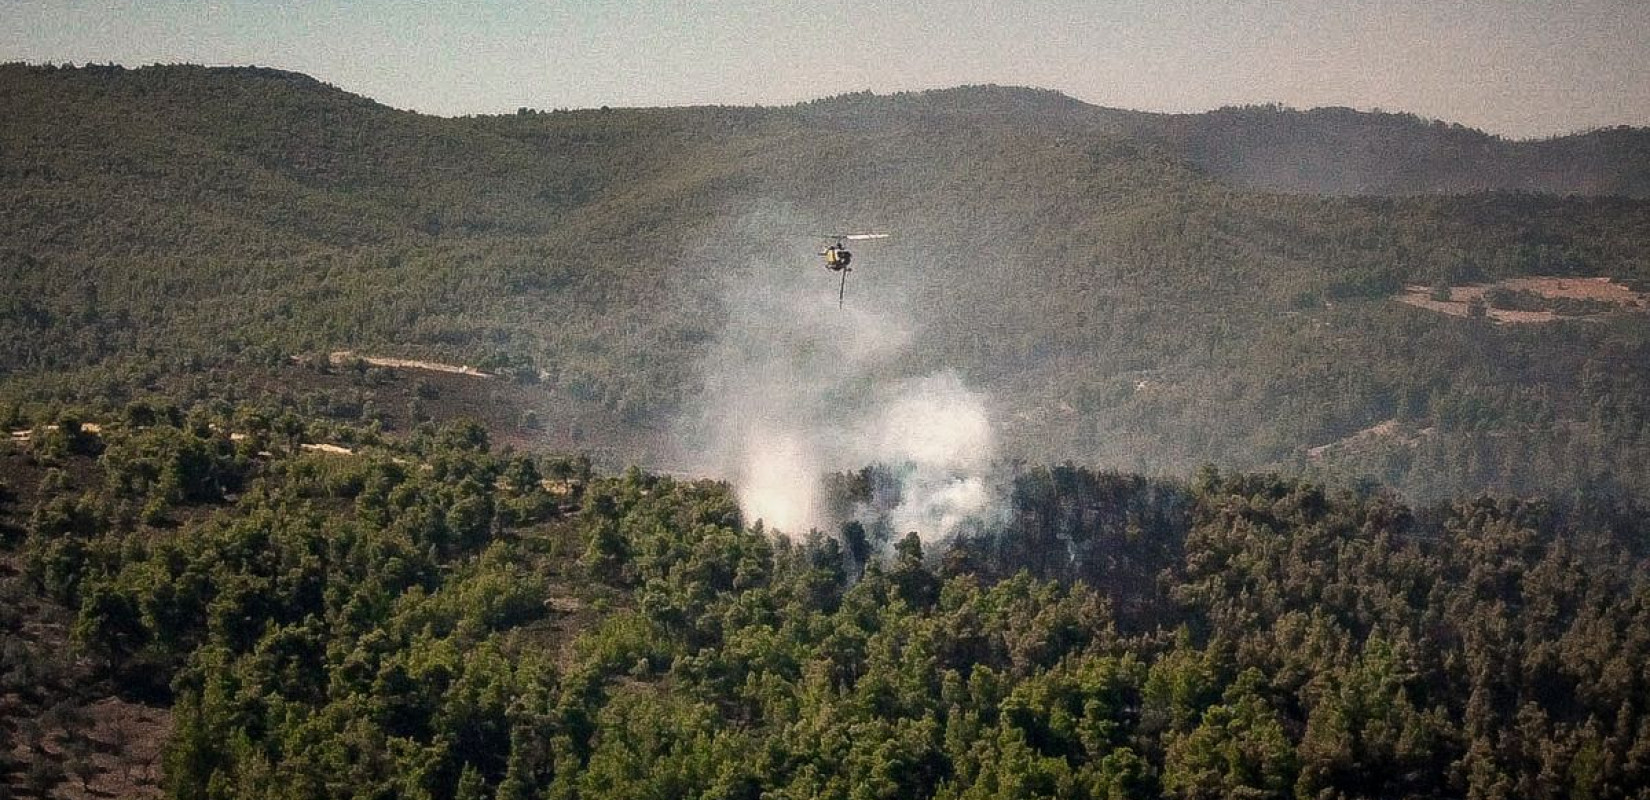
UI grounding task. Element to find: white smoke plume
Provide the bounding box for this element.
[872,372,999,539]
[677,237,1003,545]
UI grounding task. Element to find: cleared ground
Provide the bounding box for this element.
[1396,276,1650,323]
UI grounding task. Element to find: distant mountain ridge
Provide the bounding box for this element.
[799,84,1650,197]
[13,64,1646,198]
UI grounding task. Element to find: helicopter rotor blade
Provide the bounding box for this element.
[815,232,891,241]
[838,268,848,308]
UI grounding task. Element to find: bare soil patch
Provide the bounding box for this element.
[1502,276,1647,304]
[1396,276,1650,324]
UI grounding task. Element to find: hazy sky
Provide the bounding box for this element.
[4,0,1647,138]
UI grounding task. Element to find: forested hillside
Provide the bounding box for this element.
[9,59,1650,800]
[5,63,1650,503]
[6,412,1650,798]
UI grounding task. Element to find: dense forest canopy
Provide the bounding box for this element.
[6,412,1650,798]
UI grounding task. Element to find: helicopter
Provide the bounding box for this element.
[817,233,889,307]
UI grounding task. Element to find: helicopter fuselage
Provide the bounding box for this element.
[816,234,884,308]
[822,245,852,271]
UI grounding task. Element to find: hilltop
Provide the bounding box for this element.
[1134,103,1650,196]
[4,64,1650,501]
[807,86,1650,197]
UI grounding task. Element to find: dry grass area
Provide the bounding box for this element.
[1502,276,1649,304]
[1396,276,1650,324]
[300,442,355,455]
[1308,419,1412,461]
[328,350,493,378]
